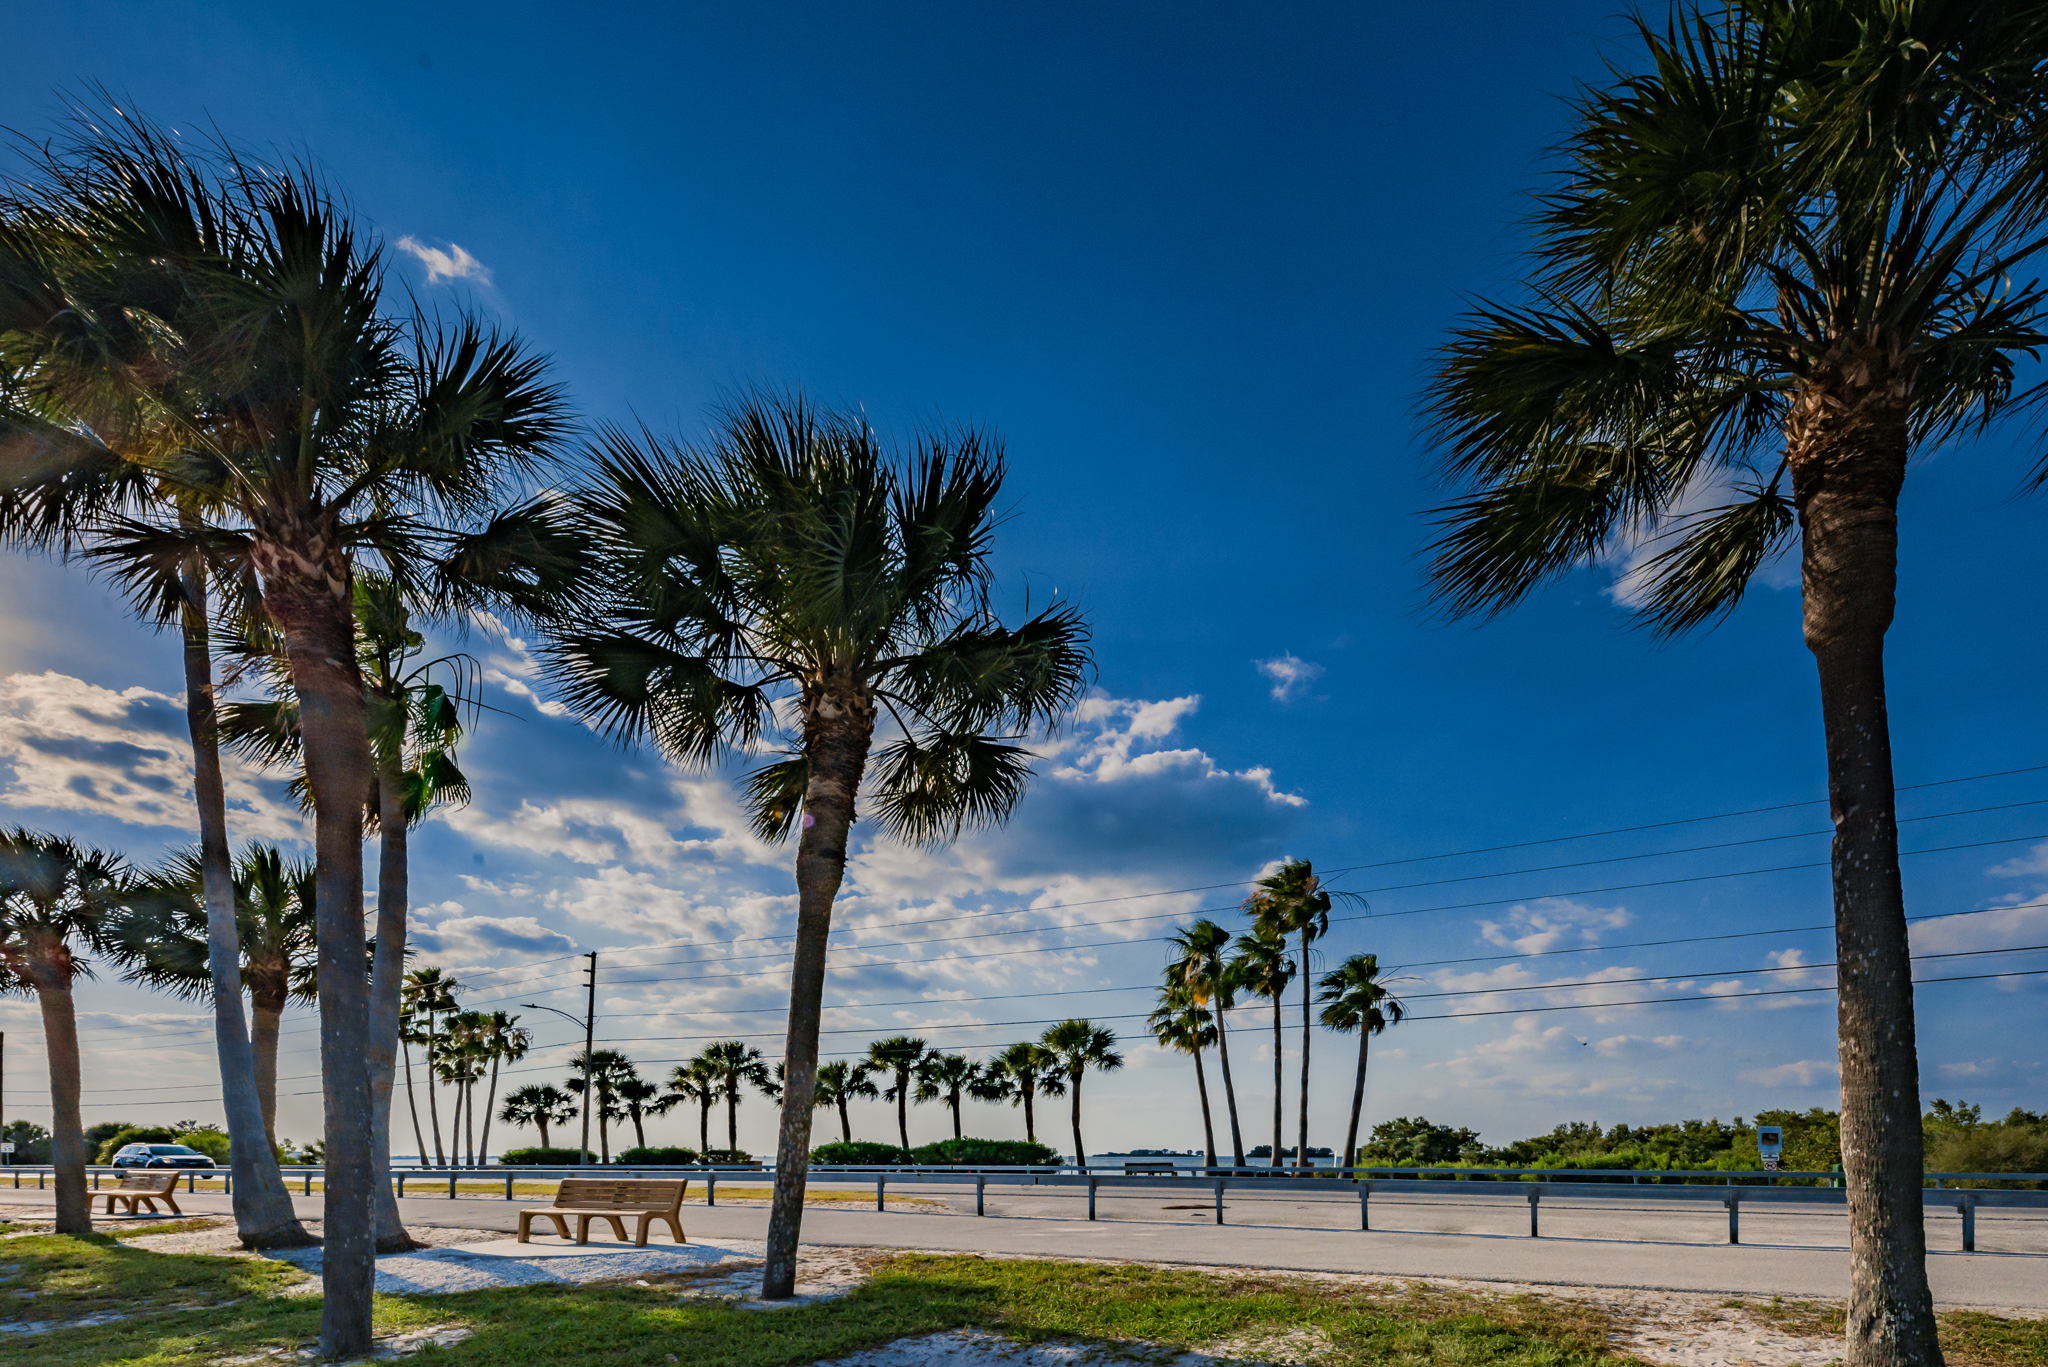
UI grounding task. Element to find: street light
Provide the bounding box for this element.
[523,952,598,1165]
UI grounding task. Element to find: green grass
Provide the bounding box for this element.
[6,1233,2048,1367]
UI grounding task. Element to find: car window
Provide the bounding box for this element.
[148,1145,197,1155]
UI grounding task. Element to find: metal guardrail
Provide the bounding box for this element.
[8,1162,2044,1253]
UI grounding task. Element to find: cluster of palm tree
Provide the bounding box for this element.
[1152,858,1407,1171]
[394,970,529,1167]
[842,1025,1121,1160]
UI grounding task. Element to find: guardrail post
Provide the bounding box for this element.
[1958,1198,1976,1253]
[188,1173,197,1193]
[707,1176,717,1207]
[90,1170,99,1190]
[876,1176,886,1212]
[1360,1184,1371,1231]
[1527,1190,1540,1237]
[1214,1178,1226,1225]
[976,1174,985,1216]
[307,1171,316,1196]
[1087,1176,1098,1221]
[1726,1195,1740,1245]
[394,1173,403,1199]
[504,1174,514,1200]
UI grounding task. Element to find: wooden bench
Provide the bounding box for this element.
[101,1171,183,1217]
[516,1177,687,1247]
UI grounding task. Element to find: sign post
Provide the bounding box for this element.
[1756,1124,1784,1174]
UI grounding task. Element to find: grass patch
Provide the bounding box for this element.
[9,1233,2048,1367]
[1728,1296,2048,1367]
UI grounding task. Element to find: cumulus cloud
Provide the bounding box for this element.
[1253,653,1324,702]
[1478,898,1631,955]
[0,671,303,841]
[395,236,491,285]
[410,906,578,961]
[1741,1058,1837,1088]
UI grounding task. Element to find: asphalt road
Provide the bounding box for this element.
[8,1179,2044,1311]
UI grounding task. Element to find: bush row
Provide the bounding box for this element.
[809,1138,1061,1167]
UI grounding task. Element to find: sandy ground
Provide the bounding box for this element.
[15,1214,2045,1365]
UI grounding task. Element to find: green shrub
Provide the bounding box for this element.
[499,1146,596,1166]
[2,1121,51,1164]
[615,1146,699,1165]
[699,1148,754,1165]
[177,1128,232,1163]
[910,1137,1060,1167]
[1927,1119,2048,1185]
[94,1126,177,1163]
[812,1140,911,1165]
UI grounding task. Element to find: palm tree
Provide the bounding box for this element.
[1167,920,1246,1167]
[699,1040,773,1151]
[498,1084,576,1150]
[615,1074,661,1151]
[1318,955,1406,1173]
[1149,987,1219,1169]
[401,968,461,1166]
[114,845,316,1143]
[542,395,1091,1297]
[988,1041,1064,1146]
[566,1049,638,1163]
[665,1059,719,1155]
[914,1052,983,1141]
[813,1061,878,1145]
[1419,10,2048,1361]
[0,173,310,1252]
[475,1011,530,1162]
[1229,930,1295,1169]
[0,114,574,1355]
[437,1012,494,1166]
[866,1036,932,1152]
[1039,1020,1122,1168]
[0,831,125,1233]
[1246,859,1332,1169]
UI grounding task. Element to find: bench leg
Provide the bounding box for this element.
[601,1215,629,1243]
[634,1214,652,1248]
[517,1212,533,1243]
[664,1213,686,1245]
[160,1194,180,1216]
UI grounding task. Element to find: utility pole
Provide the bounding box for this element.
[580,952,597,1166]
[520,950,601,1167]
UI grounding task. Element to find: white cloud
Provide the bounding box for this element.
[396,235,491,285]
[1741,1058,1837,1088]
[1477,898,1632,955]
[1253,654,1324,703]
[0,670,304,842]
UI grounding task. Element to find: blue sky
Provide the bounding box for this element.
[2,1,2045,1157]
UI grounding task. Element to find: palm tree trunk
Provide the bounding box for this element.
[35,973,89,1235]
[1343,1032,1369,1172]
[465,1077,478,1166]
[699,1100,711,1156]
[401,1036,428,1169]
[1790,406,1940,1367]
[1021,1082,1036,1144]
[727,1090,740,1152]
[250,992,285,1145]
[950,1095,962,1141]
[1297,929,1312,1170]
[481,1055,502,1162]
[896,1082,910,1151]
[424,1016,445,1166]
[837,1097,852,1145]
[1192,1044,1217,1169]
[1268,995,1284,1168]
[763,694,874,1301]
[536,1115,551,1150]
[631,1109,647,1151]
[1214,1008,1246,1167]
[1069,1073,1086,1168]
[259,544,378,1358]
[369,768,416,1247]
[178,547,309,1248]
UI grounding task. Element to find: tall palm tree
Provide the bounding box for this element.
[566,1049,638,1163]
[0,114,574,1356]
[1166,920,1246,1167]
[1039,1020,1122,1168]
[0,176,310,1252]
[436,1012,493,1166]
[665,1059,719,1155]
[914,1052,983,1141]
[475,1011,530,1162]
[1418,9,2048,1361]
[1149,986,1219,1169]
[1317,955,1406,1173]
[813,1061,878,1145]
[866,1036,932,1152]
[699,1040,773,1151]
[543,395,1091,1297]
[401,969,461,1166]
[988,1041,1064,1146]
[1229,930,1295,1168]
[114,845,317,1143]
[397,1010,433,1167]
[1246,859,1332,1169]
[498,1084,576,1150]
[0,831,125,1234]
